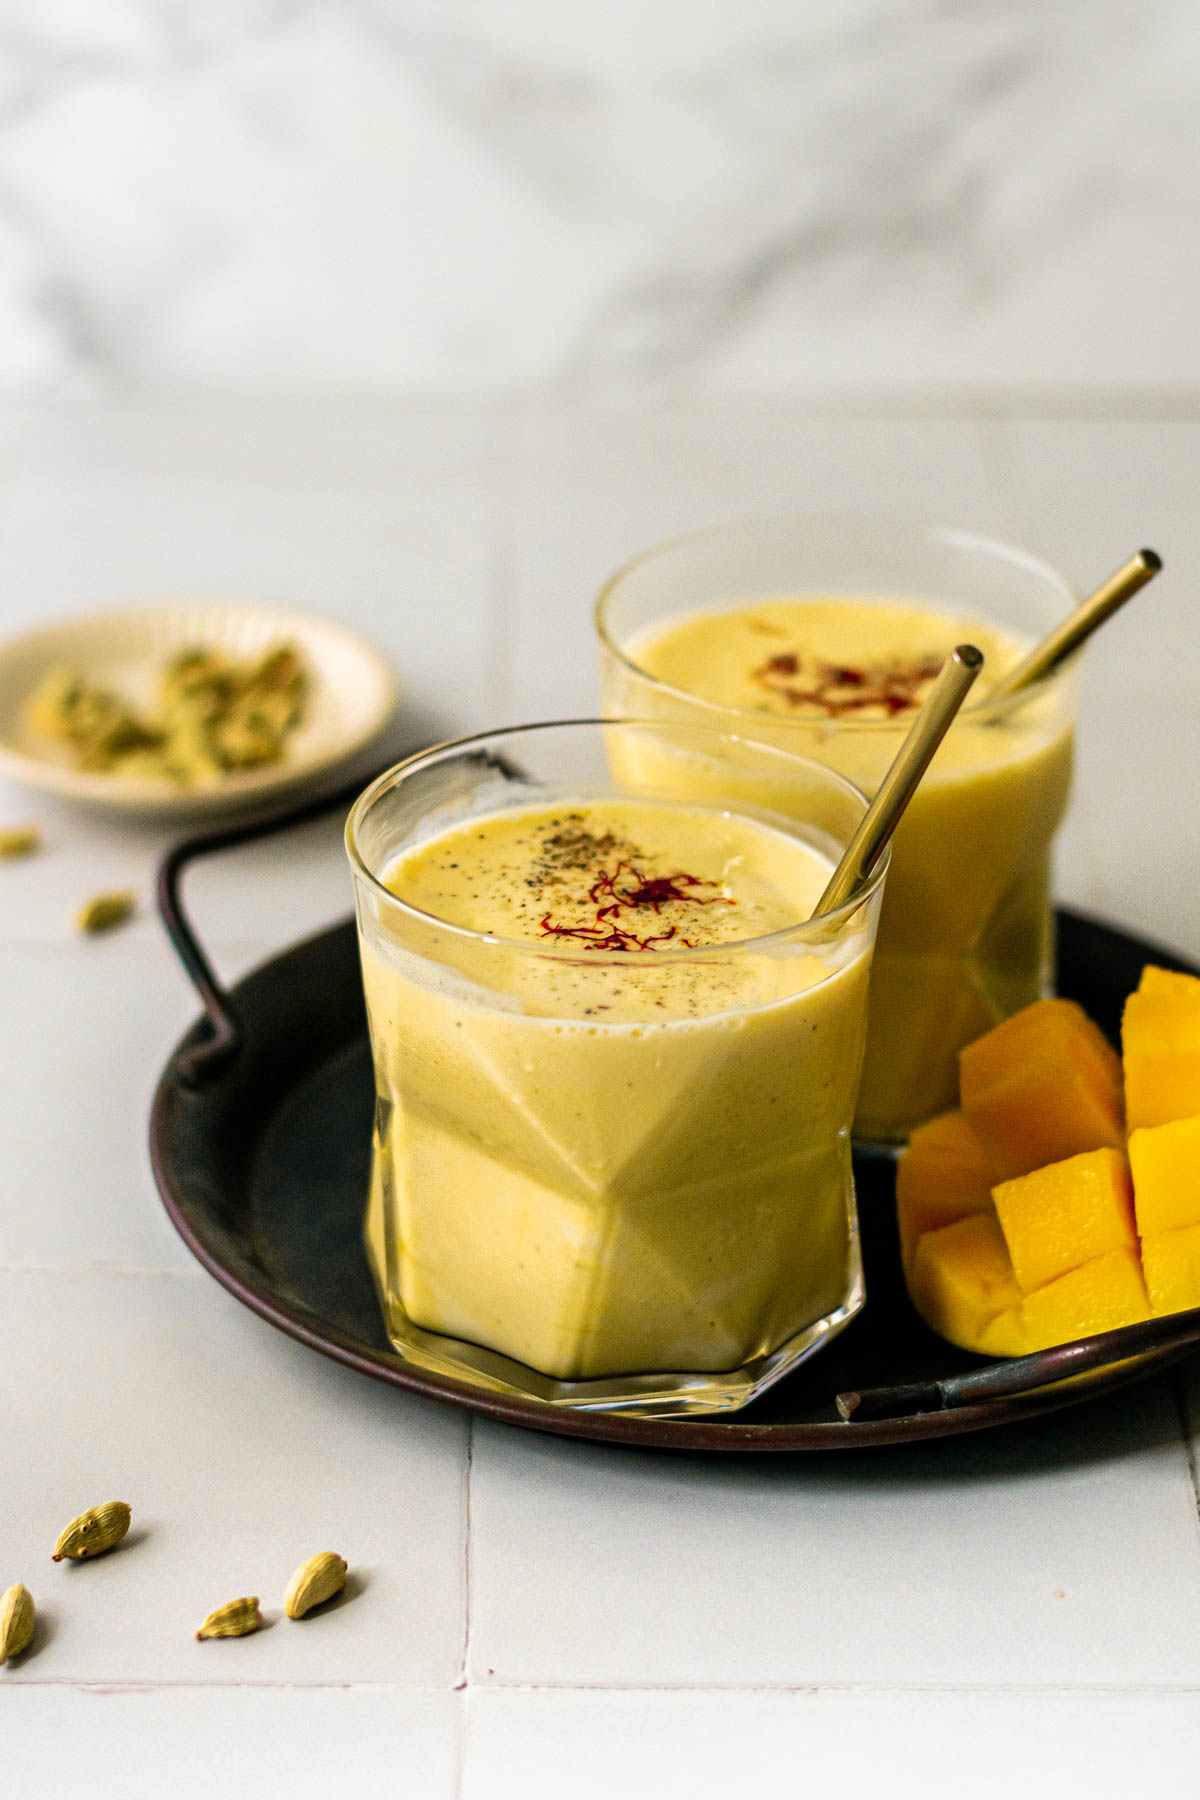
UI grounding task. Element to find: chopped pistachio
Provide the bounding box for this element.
[27,641,309,788]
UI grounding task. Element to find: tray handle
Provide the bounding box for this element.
[837,1304,1200,1421]
[157,772,382,1087]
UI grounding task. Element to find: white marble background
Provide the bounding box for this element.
[0,0,1197,396]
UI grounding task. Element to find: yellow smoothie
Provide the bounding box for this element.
[618,597,1075,1140]
[359,796,873,1382]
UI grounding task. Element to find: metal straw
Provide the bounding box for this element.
[815,645,984,918]
[989,548,1162,699]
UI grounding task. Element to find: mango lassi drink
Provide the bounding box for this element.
[597,525,1078,1144]
[347,723,884,1414]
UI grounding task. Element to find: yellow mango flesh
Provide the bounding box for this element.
[1139,967,1200,1005]
[992,1147,1137,1295]
[959,998,1124,1181]
[1122,965,1200,1130]
[977,1307,1028,1358]
[1128,1113,1200,1237]
[1141,1224,1200,1317]
[900,973,1200,1358]
[907,1210,1023,1354]
[894,1109,993,1275]
[1019,1248,1150,1352]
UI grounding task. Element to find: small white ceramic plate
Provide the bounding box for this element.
[0,601,399,817]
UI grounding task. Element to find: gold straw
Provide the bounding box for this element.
[815,645,984,918]
[990,549,1162,699]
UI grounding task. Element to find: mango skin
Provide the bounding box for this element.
[959,997,1124,1182]
[900,975,1199,1358]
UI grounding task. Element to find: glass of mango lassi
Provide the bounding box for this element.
[346,719,887,1416]
[595,516,1079,1145]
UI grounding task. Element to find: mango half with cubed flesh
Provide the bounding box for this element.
[899,975,1200,1358]
[905,1145,1149,1357]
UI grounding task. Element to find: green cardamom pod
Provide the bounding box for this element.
[0,1583,35,1665]
[52,1501,132,1561]
[284,1552,348,1619]
[195,1596,263,1641]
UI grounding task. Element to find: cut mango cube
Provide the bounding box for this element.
[1122,965,1200,1130]
[959,998,1124,1181]
[1128,1113,1200,1237]
[908,1210,1022,1353]
[977,1306,1028,1358]
[895,1109,993,1274]
[1137,967,1200,1006]
[1141,1224,1200,1317]
[992,1147,1136,1294]
[1019,1247,1150,1352]
[900,971,1200,1361]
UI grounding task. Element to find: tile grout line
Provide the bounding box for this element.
[453,1417,475,1800]
[0,1262,205,1278]
[5,1679,460,1694]
[11,1676,1200,1698]
[457,1417,475,1693]
[439,1676,1200,1698]
[454,1677,471,1800]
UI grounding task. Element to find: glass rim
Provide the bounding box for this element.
[344,716,888,962]
[593,512,1079,732]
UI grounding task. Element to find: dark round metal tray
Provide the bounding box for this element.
[149,783,1200,1451]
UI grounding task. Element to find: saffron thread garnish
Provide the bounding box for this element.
[538,859,729,952]
[751,649,946,717]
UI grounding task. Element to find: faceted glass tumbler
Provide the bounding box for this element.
[346,719,885,1417]
[596,517,1080,1143]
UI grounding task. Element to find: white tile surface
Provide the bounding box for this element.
[5,1688,460,1800]
[980,418,1200,699]
[983,417,1200,960]
[501,406,1009,720]
[1062,694,1200,964]
[0,1267,467,1685]
[4,399,1200,1788]
[468,1382,1200,1689]
[464,1687,1200,1800]
[0,399,498,961]
[0,781,359,959]
[0,397,498,749]
[0,940,238,1268]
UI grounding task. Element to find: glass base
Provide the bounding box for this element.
[369,1228,865,1420]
